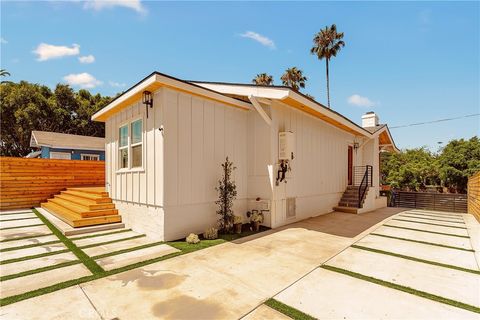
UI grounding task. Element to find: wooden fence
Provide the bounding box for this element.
[0,157,105,210]
[392,191,467,213]
[468,171,480,221]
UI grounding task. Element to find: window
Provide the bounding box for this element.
[50,152,71,160]
[118,119,143,170]
[131,119,143,168]
[119,124,129,169]
[81,154,100,161]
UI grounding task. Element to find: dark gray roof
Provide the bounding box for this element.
[363,124,386,134]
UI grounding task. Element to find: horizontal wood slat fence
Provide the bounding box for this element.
[468,171,480,221]
[392,191,467,213]
[0,157,105,210]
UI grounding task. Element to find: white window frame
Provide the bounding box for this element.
[81,154,100,161]
[117,117,144,173]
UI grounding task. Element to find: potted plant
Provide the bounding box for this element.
[233,215,243,234]
[250,212,263,232]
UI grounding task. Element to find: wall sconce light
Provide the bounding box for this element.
[142,90,153,118]
[353,142,360,153]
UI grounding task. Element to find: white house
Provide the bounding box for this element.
[92,72,398,241]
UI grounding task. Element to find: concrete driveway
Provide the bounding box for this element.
[2,207,479,320]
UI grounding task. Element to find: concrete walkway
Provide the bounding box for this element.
[0,207,403,319]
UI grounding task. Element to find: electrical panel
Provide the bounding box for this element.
[279,131,294,160]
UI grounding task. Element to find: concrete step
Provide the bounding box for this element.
[333,206,360,214]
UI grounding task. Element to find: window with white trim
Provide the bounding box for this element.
[118,119,143,170]
[81,154,100,161]
[119,124,129,169]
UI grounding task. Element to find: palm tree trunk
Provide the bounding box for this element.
[326,58,330,108]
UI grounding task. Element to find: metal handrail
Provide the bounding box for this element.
[358,165,373,207]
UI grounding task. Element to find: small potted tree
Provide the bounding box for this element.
[250,212,263,232]
[215,157,237,234]
[233,215,243,234]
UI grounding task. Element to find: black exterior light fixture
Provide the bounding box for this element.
[353,141,360,153]
[142,90,153,118]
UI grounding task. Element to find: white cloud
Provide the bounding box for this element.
[240,31,275,49]
[347,94,375,108]
[0,37,7,44]
[109,81,126,88]
[33,43,80,61]
[78,55,95,64]
[83,0,146,14]
[63,73,102,88]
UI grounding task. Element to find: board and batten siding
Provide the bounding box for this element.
[270,100,356,225]
[162,88,248,240]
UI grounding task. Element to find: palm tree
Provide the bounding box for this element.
[280,67,307,92]
[252,73,274,86]
[310,24,345,108]
[0,69,11,84]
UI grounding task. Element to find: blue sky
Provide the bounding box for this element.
[1,1,479,150]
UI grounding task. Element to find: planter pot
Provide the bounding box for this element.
[253,221,260,232]
[234,223,242,234]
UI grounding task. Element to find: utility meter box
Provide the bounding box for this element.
[279,131,294,160]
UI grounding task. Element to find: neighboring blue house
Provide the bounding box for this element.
[28,130,105,160]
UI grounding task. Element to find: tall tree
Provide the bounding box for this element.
[310,24,345,108]
[252,73,274,86]
[280,67,307,92]
[0,69,11,84]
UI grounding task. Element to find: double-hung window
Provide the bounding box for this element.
[118,119,143,170]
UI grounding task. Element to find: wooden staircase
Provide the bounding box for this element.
[41,187,121,228]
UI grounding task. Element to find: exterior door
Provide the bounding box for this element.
[348,146,353,185]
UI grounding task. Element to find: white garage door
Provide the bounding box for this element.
[50,152,71,160]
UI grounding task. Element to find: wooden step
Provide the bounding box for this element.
[41,202,121,228]
[67,187,109,197]
[54,194,115,210]
[61,190,112,203]
[48,198,118,218]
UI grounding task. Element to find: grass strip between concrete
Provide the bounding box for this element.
[0,240,62,253]
[264,298,316,320]
[401,212,465,220]
[92,240,172,260]
[0,239,225,307]
[78,234,146,249]
[369,233,474,252]
[32,209,104,274]
[383,225,470,238]
[69,228,132,241]
[0,260,82,282]
[0,249,70,265]
[321,265,480,314]
[392,218,467,230]
[351,245,480,275]
[0,224,44,231]
[0,217,40,222]
[0,233,54,243]
[408,210,463,217]
[398,215,465,224]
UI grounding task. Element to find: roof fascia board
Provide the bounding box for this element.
[93,73,252,122]
[193,82,289,100]
[374,125,400,153]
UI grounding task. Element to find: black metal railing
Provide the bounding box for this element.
[391,191,467,213]
[353,166,373,186]
[357,165,373,208]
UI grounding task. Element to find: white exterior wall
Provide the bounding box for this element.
[105,89,165,239]
[268,101,358,227]
[162,88,248,240]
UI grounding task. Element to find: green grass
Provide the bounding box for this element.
[401,212,465,220]
[351,245,480,275]
[217,226,270,241]
[0,237,225,307]
[265,298,316,320]
[32,209,104,274]
[0,233,53,243]
[69,228,132,241]
[0,249,69,265]
[369,233,474,252]
[78,234,146,250]
[0,216,39,222]
[0,260,81,281]
[399,214,465,224]
[0,240,62,253]
[392,218,467,230]
[383,224,470,238]
[0,223,44,231]
[321,265,480,314]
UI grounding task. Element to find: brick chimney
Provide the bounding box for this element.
[362,111,379,128]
